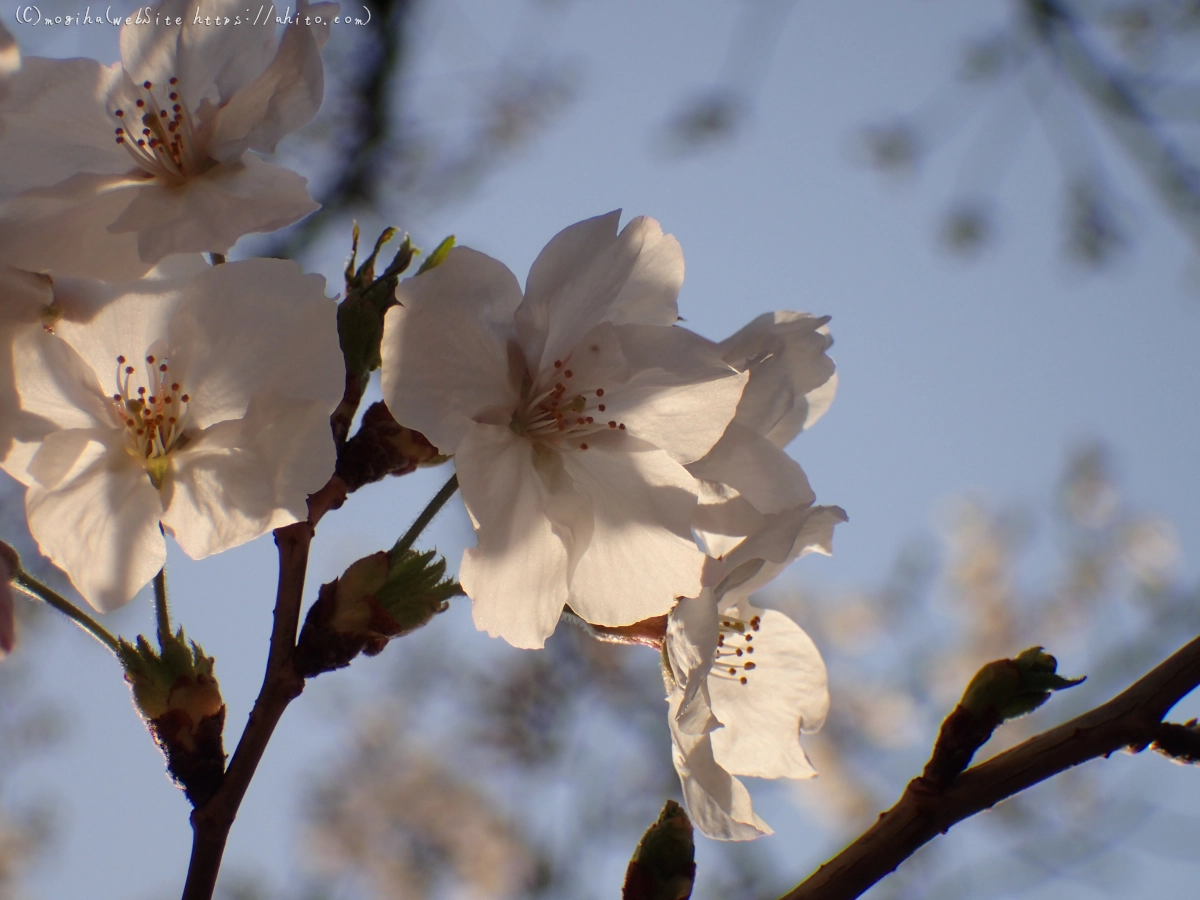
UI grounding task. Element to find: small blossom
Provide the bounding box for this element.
[0,0,335,280]
[1,259,342,612]
[381,212,748,648]
[662,308,845,839]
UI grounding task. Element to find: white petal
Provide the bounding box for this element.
[381,248,524,453]
[687,422,814,515]
[162,394,333,558]
[0,59,128,198]
[0,173,148,280]
[517,213,684,372]
[560,432,704,627]
[25,435,164,612]
[206,5,332,159]
[665,592,720,727]
[717,504,847,599]
[168,258,341,428]
[668,688,771,841]
[708,604,828,780]
[9,328,112,436]
[108,155,319,264]
[594,324,746,465]
[719,312,837,448]
[456,423,570,649]
[50,275,183,390]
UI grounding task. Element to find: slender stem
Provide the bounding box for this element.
[180,483,345,900]
[777,633,1200,900]
[392,472,459,555]
[153,567,171,646]
[13,571,119,653]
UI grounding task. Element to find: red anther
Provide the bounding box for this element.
[597,404,605,411]
[137,140,146,147]
[169,92,178,100]
[564,370,573,378]
[143,80,152,89]
[171,383,180,391]
[168,417,177,424]
[116,137,125,144]
[595,388,604,397]
[115,109,125,117]
[728,667,736,675]
[146,356,155,363]
[112,394,122,402]
[579,442,589,450]
[125,366,134,375]
[554,360,563,368]
[739,676,748,685]
[169,77,178,84]
[576,418,585,425]
[115,127,124,134]
[735,649,743,657]
[160,110,167,118]
[147,396,156,404]
[137,386,146,394]
[608,422,616,428]
[136,99,145,107]
[586,417,594,423]
[172,104,181,112]
[159,364,168,372]
[180,394,190,402]
[743,662,756,670]
[618,423,626,430]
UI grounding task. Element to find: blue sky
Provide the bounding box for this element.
[6,1,1200,897]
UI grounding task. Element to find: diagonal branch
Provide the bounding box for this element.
[778,633,1200,900]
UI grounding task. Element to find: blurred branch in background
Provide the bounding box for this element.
[260,0,577,262]
[858,0,1200,264]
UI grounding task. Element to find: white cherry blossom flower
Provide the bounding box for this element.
[381,212,748,649]
[1,259,342,612]
[664,505,842,840]
[658,308,844,839]
[0,0,334,280]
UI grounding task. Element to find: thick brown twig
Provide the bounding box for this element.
[179,479,345,900]
[779,634,1200,900]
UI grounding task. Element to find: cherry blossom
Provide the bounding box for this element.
[0,0,334,280]
[381,212,748,648]
[1,259,342,612]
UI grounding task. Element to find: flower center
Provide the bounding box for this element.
[510,357,625,451]
[714,613,761,686]
[109,353,191,489]
[113,77,207,184]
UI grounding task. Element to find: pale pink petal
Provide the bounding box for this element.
[719,312,837,448]
[709,604,828,780]
[50,277,182,387]
[206,4,333,159]
[668,689,771,841]
[108,155,319,263]
[517,213,684,371]
[597,324,746,465]
[717,505,847,599]
[9,328,111,435]
[167,259,341,428]
[162,394,332,558]
[0,59,128,197]
[25,435,164,612]
[560,432,704,627]
[666,592,720,728]
[0,173,147,280]
[689,423,814,513]
[382,249,524,453]
[456,423,570,649]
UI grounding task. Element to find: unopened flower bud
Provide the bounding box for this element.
[295,547,461,677]
[118,630,226,806]
[623,800,696,900]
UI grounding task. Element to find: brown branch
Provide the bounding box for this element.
[179,481,344,900]
[779,634,1200,900]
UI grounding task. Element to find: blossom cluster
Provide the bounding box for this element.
[0,2,844,841]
